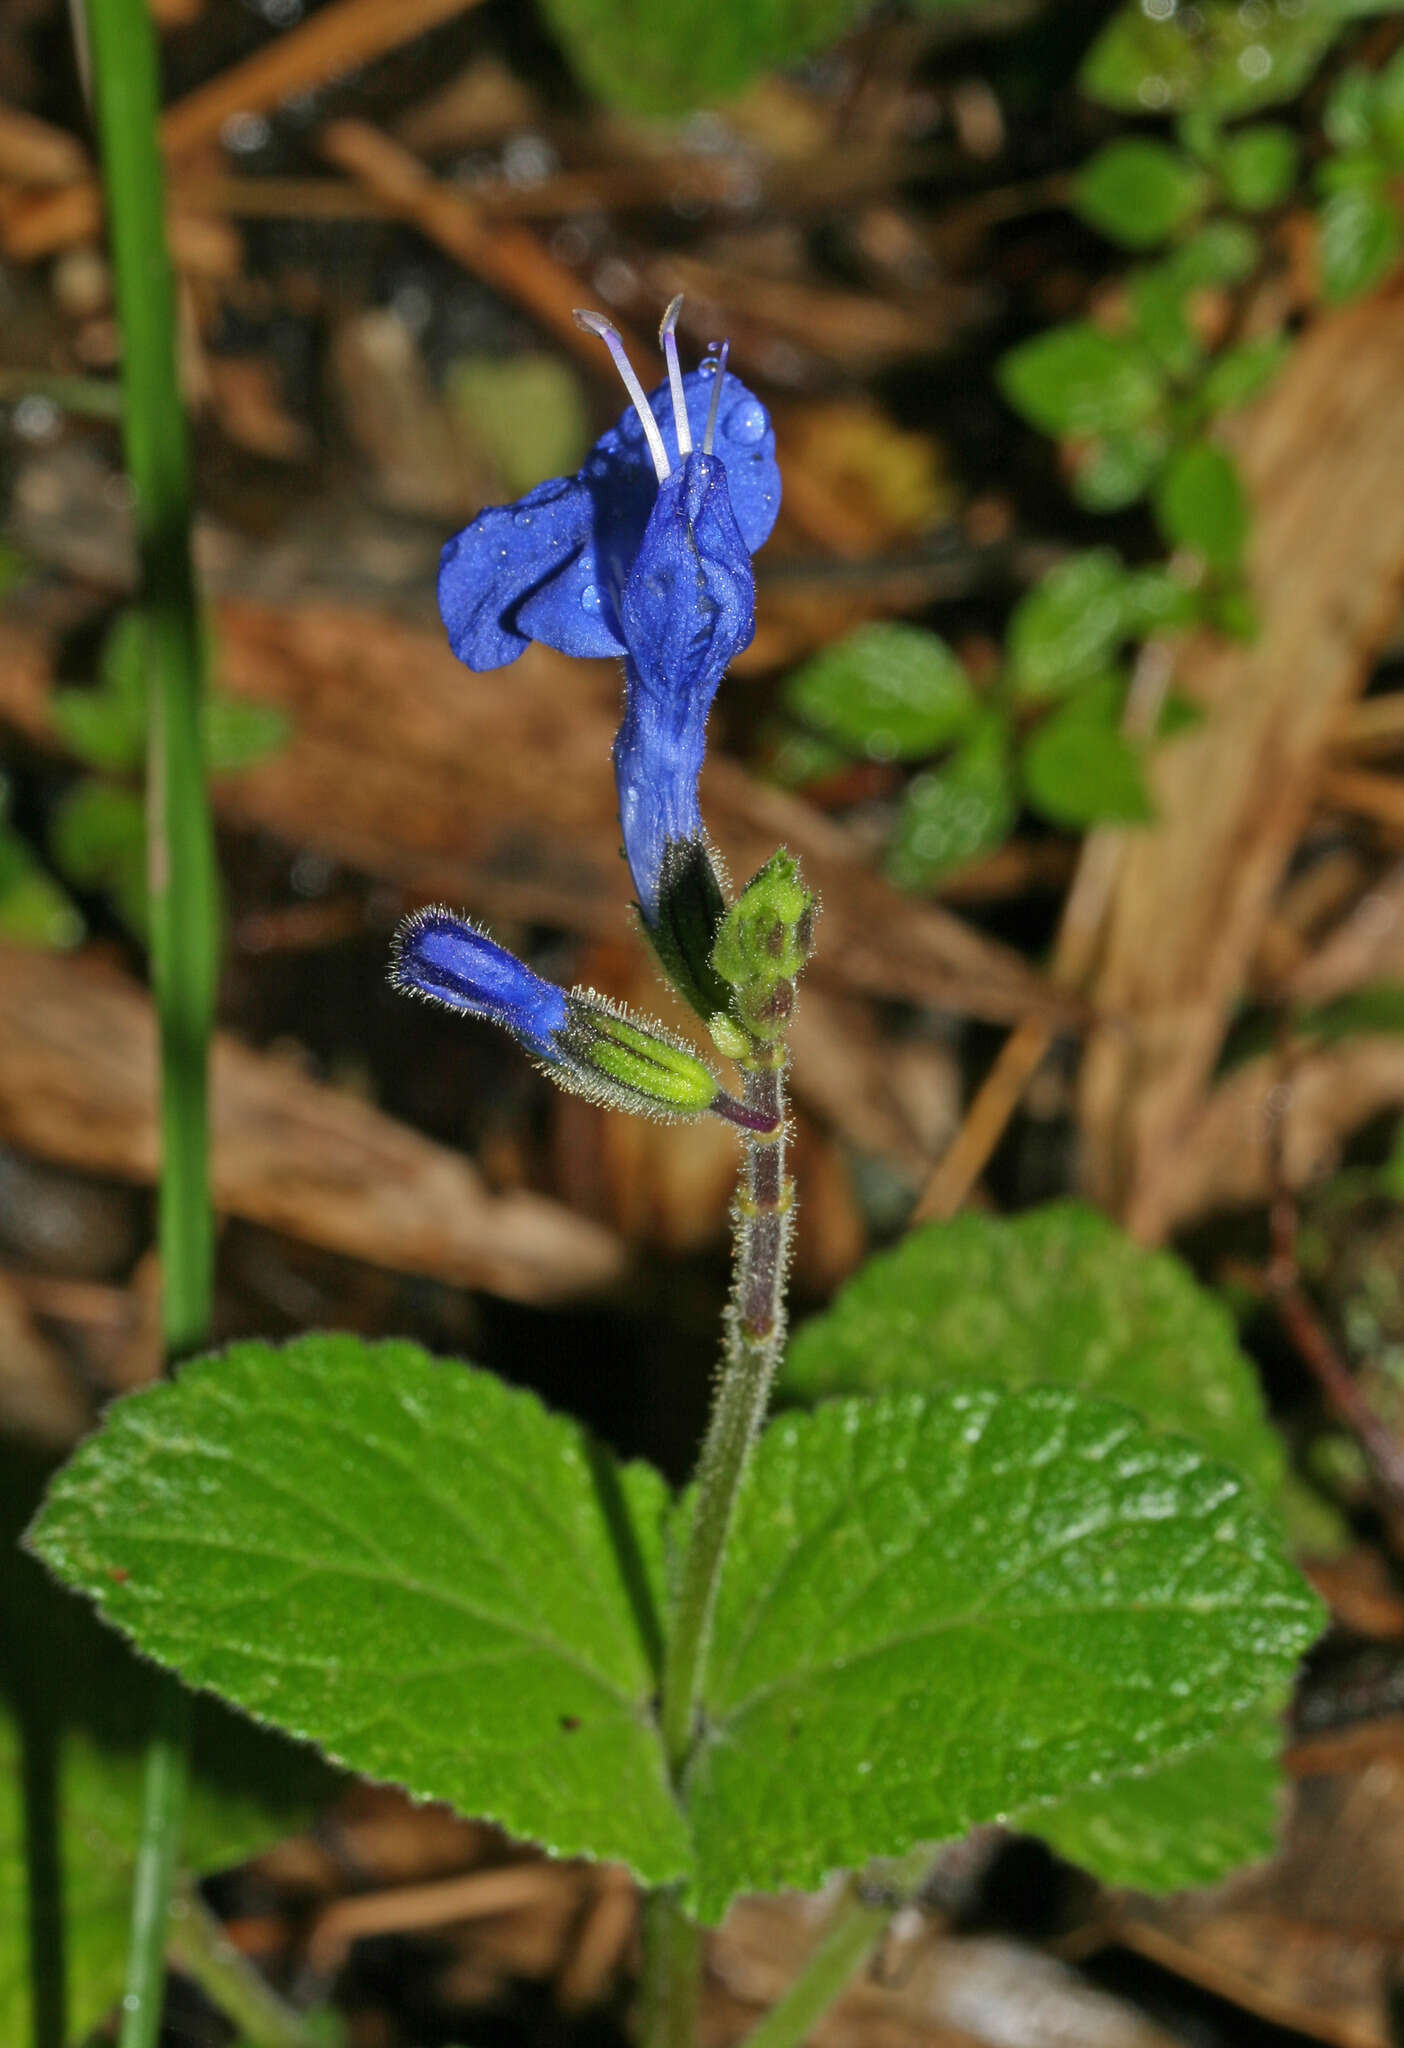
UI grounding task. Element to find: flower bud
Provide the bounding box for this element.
[391,906,764,1127]
[711,850,816,1042]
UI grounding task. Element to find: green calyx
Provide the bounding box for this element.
[558,994,722,1118]
[711,850,816,1042]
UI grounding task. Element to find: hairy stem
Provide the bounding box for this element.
[659,1051,790,1775]
[645,1052,791,2048]
[84,2,216,2044]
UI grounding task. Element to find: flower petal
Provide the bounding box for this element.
[586,368,781,557]
[614,453,754,921]
[390,908,568,1056]
[437,476,612,671]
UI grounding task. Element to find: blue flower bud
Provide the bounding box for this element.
[390,906,774,1128]
[390,908,568,1059]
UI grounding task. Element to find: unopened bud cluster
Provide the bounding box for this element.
[710,852,817,1047]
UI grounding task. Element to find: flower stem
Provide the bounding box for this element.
[644,1051,792,2048]
[84,2,216,2044]
[659,1049,791,1775]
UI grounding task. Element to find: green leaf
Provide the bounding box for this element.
[783,1203,1284,1501]
[686,1385,1322,1920]
[0,819,82,949]
[2,1448,329,2044]
[538,0,857,114]
[202,695,290,774]
[998,325,1164,438]
[1119,566,1201,634]
[777,1206,1297,1896]
[1073,140,1209,250]
[1317,180,1403,304]
[1153,440,1249,571]
[1081,1,1340,120]
[784,624,976,761]
[446,354,590,497]
[1022,698,1154,830]
[1070,426,1171,512]
[885,716,1017,886]
[1216,124,1299,209]
[1198,332,1292,413]
[1026,1694,1288,1890]
[1173,217,1261,285]
[1007,550,1130,703]
[1377,47,1404,162]
[29,1335,691,1887]
[1325,65,1377,151]
[1128,260,1205,381]
[48,778,149,936]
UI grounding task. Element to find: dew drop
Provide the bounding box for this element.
[724,397,767,445]
[513,510,532,528]
[579,583,602,614]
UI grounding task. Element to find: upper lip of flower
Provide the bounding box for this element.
[436,306,780,677]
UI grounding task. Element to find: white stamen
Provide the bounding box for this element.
[659,294,693,458]
[574,308,671,485]
[702,339,729,456]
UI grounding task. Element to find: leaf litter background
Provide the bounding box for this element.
[3,0,1404,2043]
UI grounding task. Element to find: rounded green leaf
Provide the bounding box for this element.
[1198,332,1291,414]
[999,324,1164,438]
[1217,124,1299,210]
[28,1335,690,1887]
[1026,1694,1289,1891]
[1073,140,1209,250]
[1317,181,1403,305]
[885,717,1017,887]
[783,1203,1284,1499]
[1007,550,1130,703]
[1071,425,1171,512]
[1081,2,1337,119]
[1153,440,1249,571]
[785,624,975,762]
[1023,699,1154,830]
[687,1385,1323,1920]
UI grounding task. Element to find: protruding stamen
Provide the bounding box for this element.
[659,293,693,459]
[702,339,729,456]
[574,307,671,485]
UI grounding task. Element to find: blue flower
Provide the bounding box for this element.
[437,320,779,675]
[437,299,781,1018]
[391,907,568,1058]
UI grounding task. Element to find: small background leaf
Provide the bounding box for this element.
[1216,123,1299,209]
[29,1335,690,1888]
[1153,440,1250,570]
[1022,699,1154,829]
[785,624,975,760]
[1082,1,1339,119]
[1317,180,1403,304]
[1007,550,1130,703]
[999,325,1164,437]
[886,716,1017,886]
[1073,139,1209,249]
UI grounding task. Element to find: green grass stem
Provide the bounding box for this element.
[83,1,217,2043]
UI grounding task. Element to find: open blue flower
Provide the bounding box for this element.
[437,319,779,674]
[438,300,781,1017]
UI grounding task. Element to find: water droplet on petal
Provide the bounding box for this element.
[724,397,767,445]
[579,583,602,614]
[513,511,532,528]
